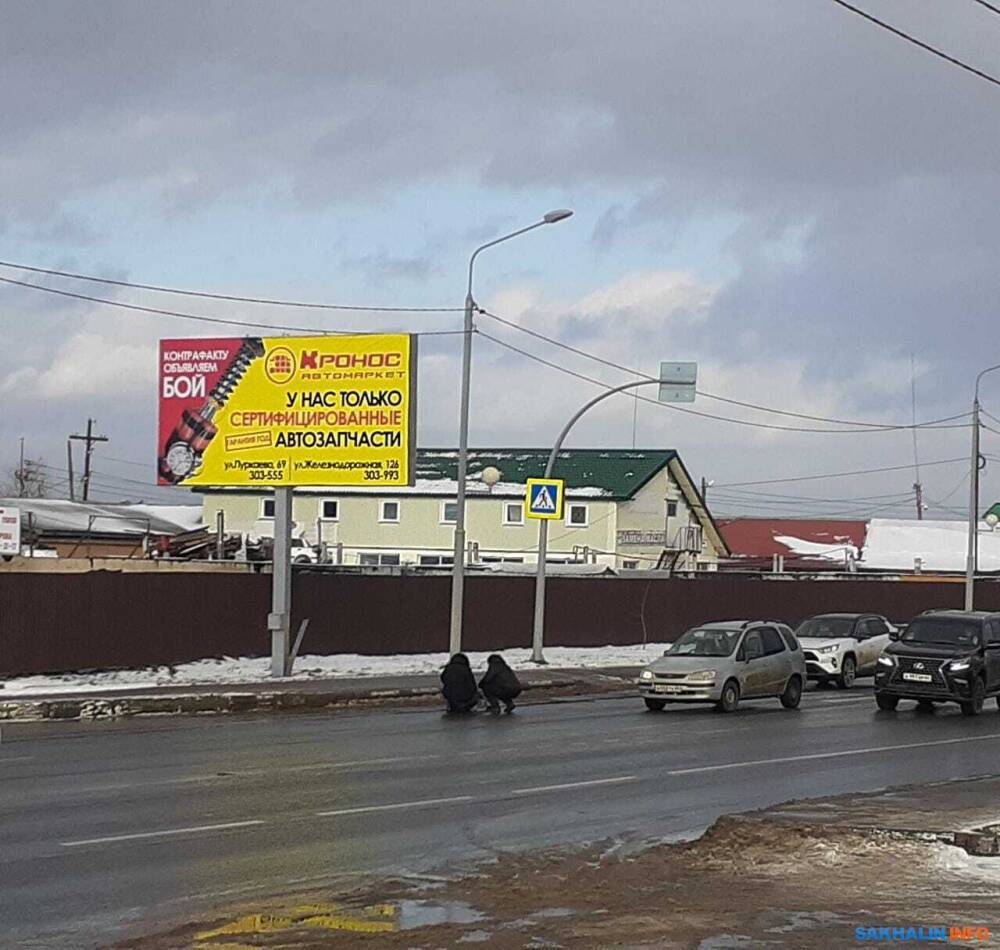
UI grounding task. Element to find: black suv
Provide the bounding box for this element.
[874,610,1000,716]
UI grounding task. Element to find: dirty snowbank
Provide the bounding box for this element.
[1,643,667,697]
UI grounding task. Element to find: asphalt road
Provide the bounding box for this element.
[5,686,1000,948]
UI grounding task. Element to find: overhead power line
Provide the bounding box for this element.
[477,328,968,435]
[715,457,967,488]
[479,308,968,431]
[0,259,461,313]
[0,275,466,338]
[712,486,916,504]
[972,0,1000,17]
[827,0,1000,89]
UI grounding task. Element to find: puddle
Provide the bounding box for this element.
[764,910,853,934]
[394,899,486,930]
[458,930,494,943]
[529,907,577,919]
[698,936,757,950]
[194,898,486,944]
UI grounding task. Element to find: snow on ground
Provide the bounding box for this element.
[0,643,669,697]
[933,840,1000,887]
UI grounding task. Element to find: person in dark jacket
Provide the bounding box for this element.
[440,653,479,713]
[479,654,522,714]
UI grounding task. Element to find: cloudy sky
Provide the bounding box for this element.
[2,0,999,518]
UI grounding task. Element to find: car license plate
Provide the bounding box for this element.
[653,684,685,694]
[903,672,933,683]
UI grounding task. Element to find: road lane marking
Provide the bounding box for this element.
[512,775,637,795]
[667,732,1000,776]
[316,796,473,817]
[61,819,266,848]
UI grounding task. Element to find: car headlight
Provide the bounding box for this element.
[686,670,717,684]
[948,659,971,672]
[816,644,839,654]
[639,669,654,682]
[877,655,896,668]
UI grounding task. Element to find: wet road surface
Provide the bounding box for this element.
[4,686,1000,947]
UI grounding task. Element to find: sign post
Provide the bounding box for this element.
[157,333,417,677]
[529,363,696,663]
[269,487,293,677]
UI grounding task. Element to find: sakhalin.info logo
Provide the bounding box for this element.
[855,925,991,943]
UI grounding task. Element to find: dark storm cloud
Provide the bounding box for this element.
[3,0,999,502]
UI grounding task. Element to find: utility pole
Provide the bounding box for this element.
[17,437,25,497]
[67,440,76,501]
[913,481,924,521]
[701,477,709,504]
[965,364,1000,611]
[69,419,109,502]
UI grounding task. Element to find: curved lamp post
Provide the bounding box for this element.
[531,378,661,664]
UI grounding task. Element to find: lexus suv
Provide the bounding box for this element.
[795,613,895,689]
[638,621,806,713]
[874,610,1000,716]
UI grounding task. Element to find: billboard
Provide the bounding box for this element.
[0,506,21,556]
[157,334,416,487]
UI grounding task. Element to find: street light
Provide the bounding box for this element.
[449,210,574,656]
[530,363,694,663]
[964,364,1000,610]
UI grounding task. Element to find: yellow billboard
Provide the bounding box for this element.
[157,333,416,487]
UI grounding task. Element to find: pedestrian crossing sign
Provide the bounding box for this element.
[526,478,565,520]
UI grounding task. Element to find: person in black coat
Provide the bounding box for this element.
[479,654,522,714]
[440,653,479,713]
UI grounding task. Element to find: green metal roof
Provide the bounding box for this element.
[416,449,677,500]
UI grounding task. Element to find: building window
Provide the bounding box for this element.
[359,552,401,566]
[502,502,524,525]
[623,559,640,569]
[440,501,458,524]
[260,498,275,519]
[320,499,339,520]
[419,554,454,566]
[482,555,525,564]
[379,500,400,523]
[566,503,589,527]
[667,500,678,517]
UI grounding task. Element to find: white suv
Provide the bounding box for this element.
[795,613,895,688]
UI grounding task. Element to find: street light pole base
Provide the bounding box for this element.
[530,654,548,665]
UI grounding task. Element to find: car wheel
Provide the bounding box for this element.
[780,675,802,709]
[715,679,740,713]
[837,656,856,690]
[644,698,666,712]
[960,678,986,717]
[875,692,899,711]
[293,555,311,564]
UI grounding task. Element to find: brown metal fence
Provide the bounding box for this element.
[3,570,999,676]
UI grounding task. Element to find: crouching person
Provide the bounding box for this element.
[479,654,522,714]
[441,653,479,713]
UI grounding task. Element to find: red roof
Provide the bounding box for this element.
[717,518,868,570]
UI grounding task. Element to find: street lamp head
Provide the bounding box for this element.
[543,209,574,224]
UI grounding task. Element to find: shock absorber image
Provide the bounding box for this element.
[159,337,266,483]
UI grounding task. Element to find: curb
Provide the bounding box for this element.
[0,674,634,722]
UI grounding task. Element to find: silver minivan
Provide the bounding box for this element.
[638,621,806,713]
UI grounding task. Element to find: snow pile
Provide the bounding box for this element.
[0,643,668,697]
[862,519,1000,573]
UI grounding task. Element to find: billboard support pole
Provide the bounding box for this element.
[269,487,293,677]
